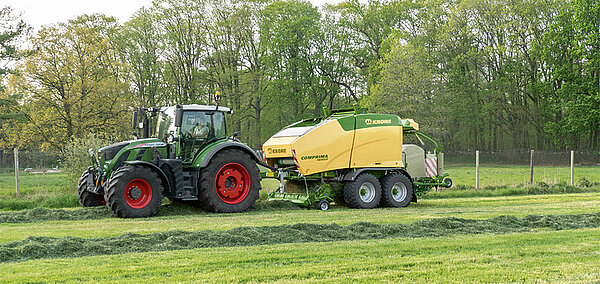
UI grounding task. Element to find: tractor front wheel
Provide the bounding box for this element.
[105,165,163,218]
[198,149,261,213]
[77,168,105,207]
[343,173,381,209]
[380,173,413,207]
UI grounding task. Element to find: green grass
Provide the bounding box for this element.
[2,212,599,262]
[446,164,600,187]
[1,182,599,282]
[1,192,599,243]
[1,165,599,211]
[1,228,599,282]
[0,172,68,199]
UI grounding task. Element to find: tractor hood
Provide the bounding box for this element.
[97,138,165,161]
[98,141,131,161]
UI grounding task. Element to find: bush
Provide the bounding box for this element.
[59,134,114,191]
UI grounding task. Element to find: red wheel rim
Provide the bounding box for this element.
[124,178,153,209]
[215,163,251,204]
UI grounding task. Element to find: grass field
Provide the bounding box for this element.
[448,164,600,187]
[2,164,598,199]
[1,193,600,243]
[1,165,600,282]
[1,193,600,282]
[2,228,600,282]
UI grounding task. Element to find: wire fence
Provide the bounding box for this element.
[0,151,62,174]
[0,151,66,199]
[0,149,599,200]
[445,150,600,166]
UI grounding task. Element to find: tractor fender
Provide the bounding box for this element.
[124,161,172,192]
[199,141,261,168]
[343,168,413,181]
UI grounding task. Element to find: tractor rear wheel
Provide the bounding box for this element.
[105,165,163,218]
[343,173,381,209]
[380,172,413,207]
[77,169,105,207]
[198,149,261,213]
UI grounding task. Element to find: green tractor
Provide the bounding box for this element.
[78,103,262,218]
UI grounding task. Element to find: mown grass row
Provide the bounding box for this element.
[2,182,599,212]
[0,200,299,223]
[1,228,599,283]
[1,212,600,263]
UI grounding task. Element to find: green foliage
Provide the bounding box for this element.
[59,134,114,190]
[0,6,29,78]
[2,0,600,153]
[10,14,130,152]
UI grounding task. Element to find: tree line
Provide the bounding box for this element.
[0,0,598,152]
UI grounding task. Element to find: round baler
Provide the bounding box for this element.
[261,106,451,210]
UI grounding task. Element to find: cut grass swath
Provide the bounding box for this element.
[0,200,300,224]
[1,212,599,263]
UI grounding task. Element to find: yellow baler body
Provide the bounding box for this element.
[263,114,406,175]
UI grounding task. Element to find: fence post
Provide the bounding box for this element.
[529,150,534,185]
[475,150,480,189]
[14,148,20,198]
[570,150,574,186]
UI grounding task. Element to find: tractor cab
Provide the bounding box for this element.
[155,105,232,163]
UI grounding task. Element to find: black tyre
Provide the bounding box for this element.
[316,200,330,211]
[105,165,163,218]
[198,149,261,213]
[343,173,381,209]
[444,178,453,188]
[380,172,413,207]
[77,168,105,207]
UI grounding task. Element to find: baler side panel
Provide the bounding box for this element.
[291,120,355,175]
[262,136,297,158]
[350,114,403,169]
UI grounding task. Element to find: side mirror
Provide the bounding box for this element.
[174,105,183,127]
[132,109,138,129]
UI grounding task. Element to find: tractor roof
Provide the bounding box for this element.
[162,104,232,113]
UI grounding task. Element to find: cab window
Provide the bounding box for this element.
[179,111,227,163]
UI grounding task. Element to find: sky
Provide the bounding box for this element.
[3,0,341,31]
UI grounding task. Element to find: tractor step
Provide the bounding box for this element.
[181,195,198,201]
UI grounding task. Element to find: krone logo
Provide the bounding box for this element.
[267,148,286,154]
[365,118,392,125]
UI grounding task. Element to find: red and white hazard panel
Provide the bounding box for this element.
[425,157,438,177]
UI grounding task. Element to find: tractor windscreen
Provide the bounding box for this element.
[157,107,176,139]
